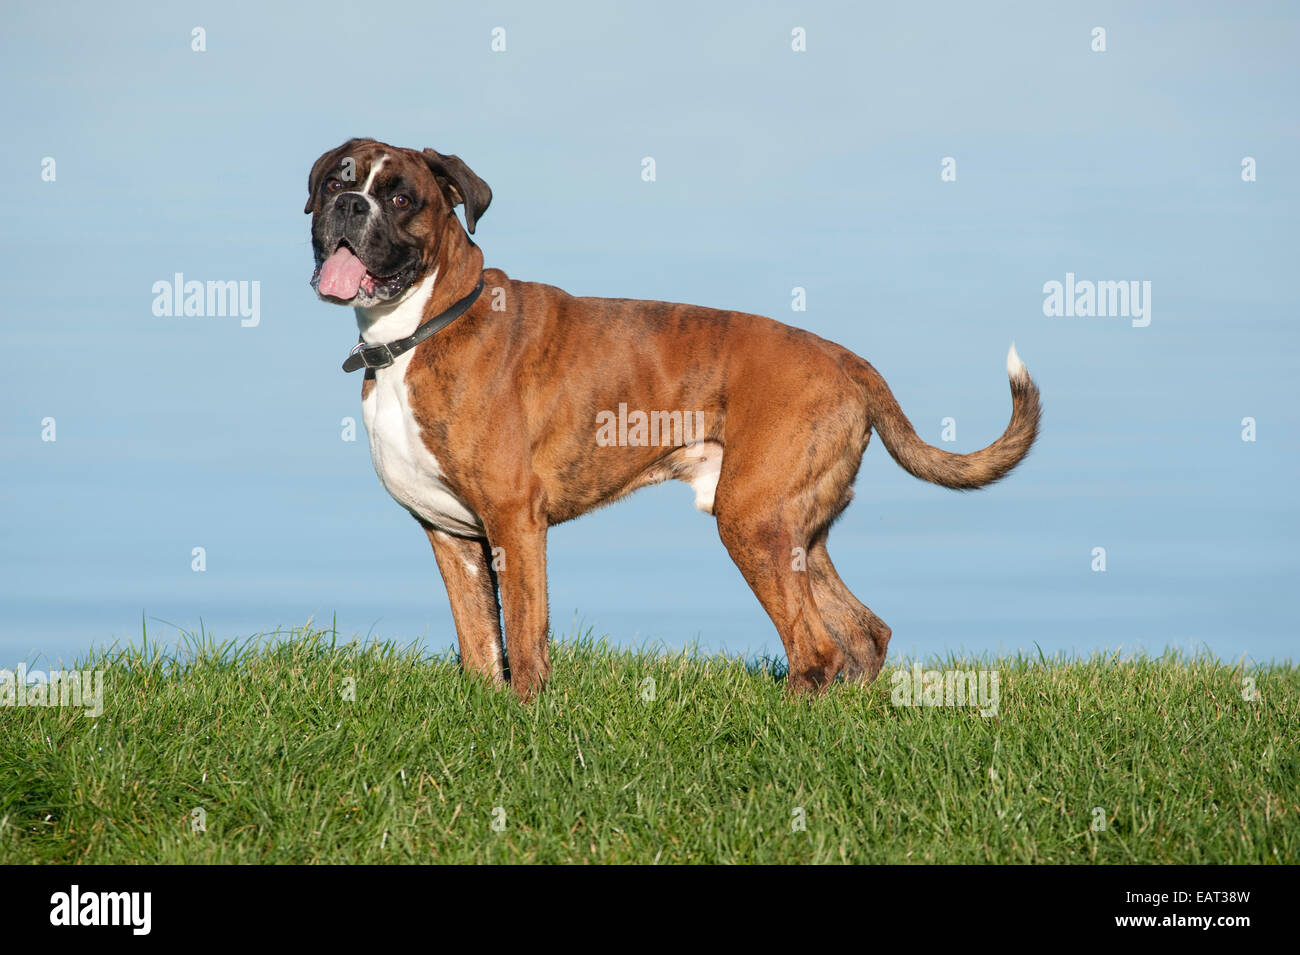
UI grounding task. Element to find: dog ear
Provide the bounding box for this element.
[421,149,492,234]
[304,138,368,214]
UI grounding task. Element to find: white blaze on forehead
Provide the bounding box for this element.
[335,154,389,223]
[362,155,388,194]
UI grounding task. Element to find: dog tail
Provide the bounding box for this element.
[864,344,1041,490]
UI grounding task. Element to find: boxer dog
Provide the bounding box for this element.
[305,138,1041,701]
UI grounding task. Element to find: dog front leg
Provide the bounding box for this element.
[485,492,551,701]
[423,524,506,685]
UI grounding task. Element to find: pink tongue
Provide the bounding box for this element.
[318,246,370,300]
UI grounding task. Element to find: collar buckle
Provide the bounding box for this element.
[340,275,484,374]
[353,341,395,370]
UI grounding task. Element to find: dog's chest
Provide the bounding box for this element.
[361,353,485,537]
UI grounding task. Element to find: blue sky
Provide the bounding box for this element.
[2,1,1297,669]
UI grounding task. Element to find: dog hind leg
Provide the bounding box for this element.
[712,442,852,692]
[716,507,846,693]
[807,530,891,683]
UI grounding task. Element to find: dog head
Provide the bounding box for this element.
[304,138,492,307]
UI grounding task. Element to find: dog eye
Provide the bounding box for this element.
[325,178,343,194]
[391,194,410,208]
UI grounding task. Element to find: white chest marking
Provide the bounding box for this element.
[356,271,485,538]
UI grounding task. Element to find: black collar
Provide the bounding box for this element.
[342,277,484,373]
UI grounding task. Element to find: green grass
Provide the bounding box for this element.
[0,625,1295,864]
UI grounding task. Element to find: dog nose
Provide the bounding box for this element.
[337,194,370,219]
